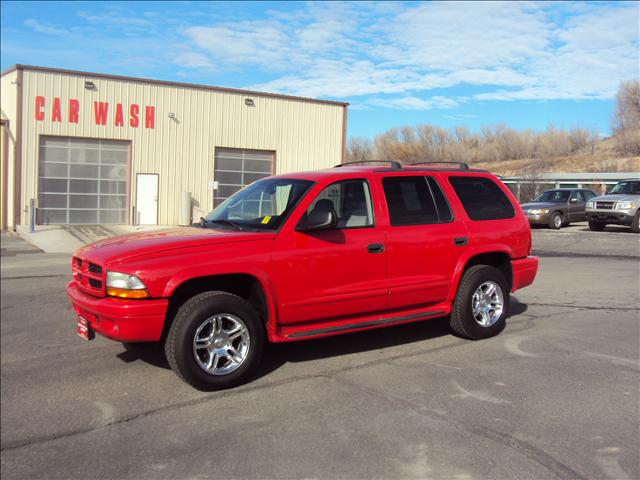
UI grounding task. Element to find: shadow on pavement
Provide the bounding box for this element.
[116,298,530,383]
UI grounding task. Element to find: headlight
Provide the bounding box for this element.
[106,271,149,298]
[529,208,549,215]
[616,201,634,210]
[586,201,594,209]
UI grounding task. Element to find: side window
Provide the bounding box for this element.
[427,177,453,222]
[583,190,596,201]
[382,176,449,226]
[448,176,515,221]
[571,191,585,203]
[306,179,374,228]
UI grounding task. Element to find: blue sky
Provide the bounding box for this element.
[1,1,638,139]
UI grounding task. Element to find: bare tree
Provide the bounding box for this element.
[612,80,640,156]
[347,137,375,162]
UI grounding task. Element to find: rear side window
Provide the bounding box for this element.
[382,176,452,226]
[449,176,515,221]
[427,177,453,222]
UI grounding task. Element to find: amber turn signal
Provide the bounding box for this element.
[106,287,150,299]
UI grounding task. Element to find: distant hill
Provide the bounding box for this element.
[473,136,639,176]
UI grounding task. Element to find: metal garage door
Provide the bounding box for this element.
[37,137,129,224]
[214,148,273,207]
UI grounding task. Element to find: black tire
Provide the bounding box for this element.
[548,211,563,229]
[164,291,265,390]
[450,265,510,340]
[631,211,640,234]
[589,220,606,231]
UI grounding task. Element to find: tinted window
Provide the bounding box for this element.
[306,179,374,228]
[610,181,640,195]
[427,177,453,222]
[571,191,585,202]
[383,176,440,226]
[534,190,570,203]
[449,176,515,221]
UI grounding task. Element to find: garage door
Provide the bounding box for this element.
[37,137,129,224]
[214,148,273,207]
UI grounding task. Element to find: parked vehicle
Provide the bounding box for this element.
[67,161,538,389]
[521,188,598,229]
[586,179,640,233]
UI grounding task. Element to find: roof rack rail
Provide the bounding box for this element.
[410,161,470,170]
[335,160,402,170]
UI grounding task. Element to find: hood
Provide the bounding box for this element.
[74,227,276,264]
[520,202,564,210]
[590,194,640,202]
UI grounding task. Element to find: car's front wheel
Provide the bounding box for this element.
[548,211,563,229]
[165,291,265,390]
[450,265,509,340]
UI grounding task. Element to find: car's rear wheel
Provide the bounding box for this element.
[548,211,563,229]
[589,220,606,231]
[450,265,509,340]
[631,211,640,233]
[165,291,265,390]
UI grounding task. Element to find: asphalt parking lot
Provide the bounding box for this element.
[1,224,639,479]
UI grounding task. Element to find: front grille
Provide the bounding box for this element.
[72,256,105,296]
[88,263,102,275]
[596,201,614,210]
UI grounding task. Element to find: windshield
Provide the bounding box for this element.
[610,181,640,195]
[533,190,570,203]
[202,178,314,231]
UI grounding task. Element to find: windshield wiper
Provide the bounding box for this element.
[206,219,243,231]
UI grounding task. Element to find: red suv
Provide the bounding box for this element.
[68,161,538,389]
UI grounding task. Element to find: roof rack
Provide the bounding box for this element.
[410,161,469,170]
[335,160,402,170]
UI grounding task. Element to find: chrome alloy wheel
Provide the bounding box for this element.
[471,281,504,327]
[193,314,250,375]
[553,214,562,228]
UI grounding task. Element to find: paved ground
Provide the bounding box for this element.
[1,226,639,479]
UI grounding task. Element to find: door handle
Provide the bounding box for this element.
[367,243,385,254]
[454,237,468,246]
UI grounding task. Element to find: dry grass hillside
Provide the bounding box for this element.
[473,136,639,176]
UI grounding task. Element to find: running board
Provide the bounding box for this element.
[286,310,446,339]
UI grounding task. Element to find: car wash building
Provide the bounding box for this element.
[0,65,348,230]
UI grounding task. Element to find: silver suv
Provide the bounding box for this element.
[585,179,640,233]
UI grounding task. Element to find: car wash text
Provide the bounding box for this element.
[34,96,155,129]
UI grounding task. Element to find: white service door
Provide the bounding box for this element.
[136,174,158,225]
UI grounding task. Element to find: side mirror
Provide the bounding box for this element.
[296,209,337,232]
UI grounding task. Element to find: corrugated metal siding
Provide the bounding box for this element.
[17,69,345,225]
[0,70,18,228]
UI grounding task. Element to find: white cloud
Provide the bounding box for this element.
[24,19,69,36]
[173,52,216,70]
[184,22,291,69]
[369,96,460,110]
[174,1,639,108]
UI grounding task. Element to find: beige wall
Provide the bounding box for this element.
[0,70,18,228]
[5,67,346,226]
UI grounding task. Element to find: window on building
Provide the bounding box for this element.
[214,148,274,207]
[37,137,129,225]
[448,176,515,221]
